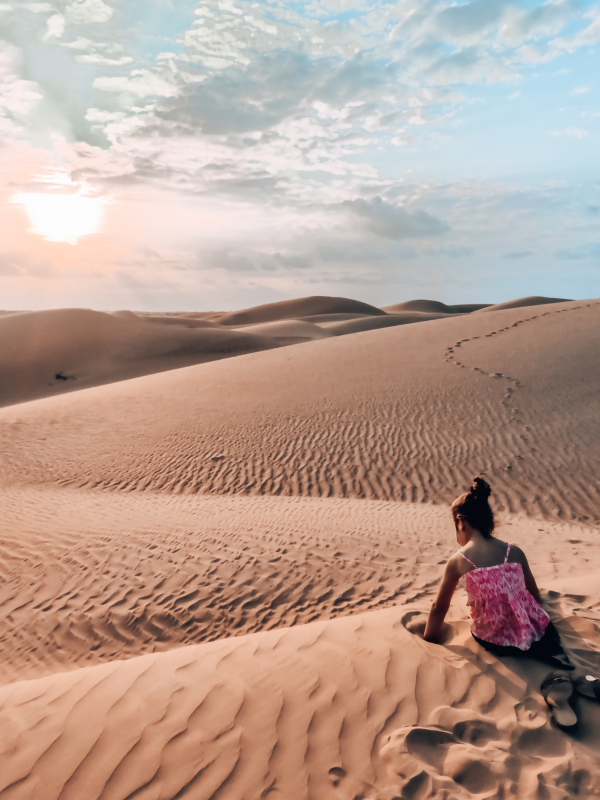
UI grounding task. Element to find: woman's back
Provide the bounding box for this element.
[460,543,549,650]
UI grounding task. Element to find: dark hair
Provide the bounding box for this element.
[451,477,495,538]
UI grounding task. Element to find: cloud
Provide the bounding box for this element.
[550,127,589,138]
[0,251,56,277]
[429,246,475,257]
[0,43,43,139]
[554,243,600,259]
[431,0,508,44]
[343,196,450,240]
[43,14,66,40]
[514,10,600,63]
[502,250,533,259]
[76,54,133,66]
[64,0,114,25]
[426,46,517,85]
[94,69,180,99]
[572,85,590,95]
[500,0,581,46]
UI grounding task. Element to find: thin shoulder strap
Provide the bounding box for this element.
[459,551,477,568]
[504,543,511,563]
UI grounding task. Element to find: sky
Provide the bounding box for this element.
[0,0,598,311]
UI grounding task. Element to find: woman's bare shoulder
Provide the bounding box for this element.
[505,542,526,563]
[448,550,470,577]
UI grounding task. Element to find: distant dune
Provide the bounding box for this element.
[478,295,571,312]
[0,294,573,408]
[381,299,491,314]
[212,295,387,325]
[0,308,292,407]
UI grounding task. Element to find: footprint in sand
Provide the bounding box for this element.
[380,710,592,799]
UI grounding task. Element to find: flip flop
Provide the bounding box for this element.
[574,674,600,701]
[540,673,578,732]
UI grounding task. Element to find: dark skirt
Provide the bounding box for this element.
[472,621,573,670]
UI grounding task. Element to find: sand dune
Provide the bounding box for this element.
[211,295,387,326]
[1,598,599,800]
[381,299,490,314]
[0,488,598,688]
[2,295,576,408]
[232,318,333,340]
[2,299,598,524]
[0,308,300,408]
[0,300,444,408]
[318,311,451,335]
[478,295,571,312]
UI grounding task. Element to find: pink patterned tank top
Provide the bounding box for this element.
[460,544,549,650]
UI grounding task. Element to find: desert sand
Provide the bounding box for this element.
[0,294,599,799]
[0,294,570,409]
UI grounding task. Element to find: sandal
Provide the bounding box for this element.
[540,673,578,732]
[574,674,600,702]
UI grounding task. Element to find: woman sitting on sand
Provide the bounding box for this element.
[422,477,600,730]
[423,476,573,670]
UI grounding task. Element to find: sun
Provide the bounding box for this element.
[12,191,105,245]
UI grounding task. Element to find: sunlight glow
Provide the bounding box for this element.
[12,191,105,244]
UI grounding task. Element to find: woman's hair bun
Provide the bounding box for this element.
[469,476,491,500]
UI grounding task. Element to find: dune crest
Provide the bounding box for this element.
[478,295,572,312]
[212,295,387,326]
[381,299,490,314]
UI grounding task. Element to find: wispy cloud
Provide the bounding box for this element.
[550,127,590,138]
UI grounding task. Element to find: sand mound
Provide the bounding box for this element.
[0,487,598,686]
[1,600,599,800]
[213,295,387,326]
[5,296,578,409]
[113,310,221,328]
[232,319,333,340]
[0,299,473,408]
[381,299,490,314]
[478,295,572,312]
[319,312,449,335]
[0,308,293,408]
[2,299,598,523]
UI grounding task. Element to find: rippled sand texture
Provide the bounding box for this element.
[2,490,599,687]
[1,604,600,800]
[1,300,599,522]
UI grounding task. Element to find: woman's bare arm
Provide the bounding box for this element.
[423,556,462,642]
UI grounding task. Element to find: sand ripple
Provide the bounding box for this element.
[1,605,599,800]
[1,301,598,524]
[0,490,598,688]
